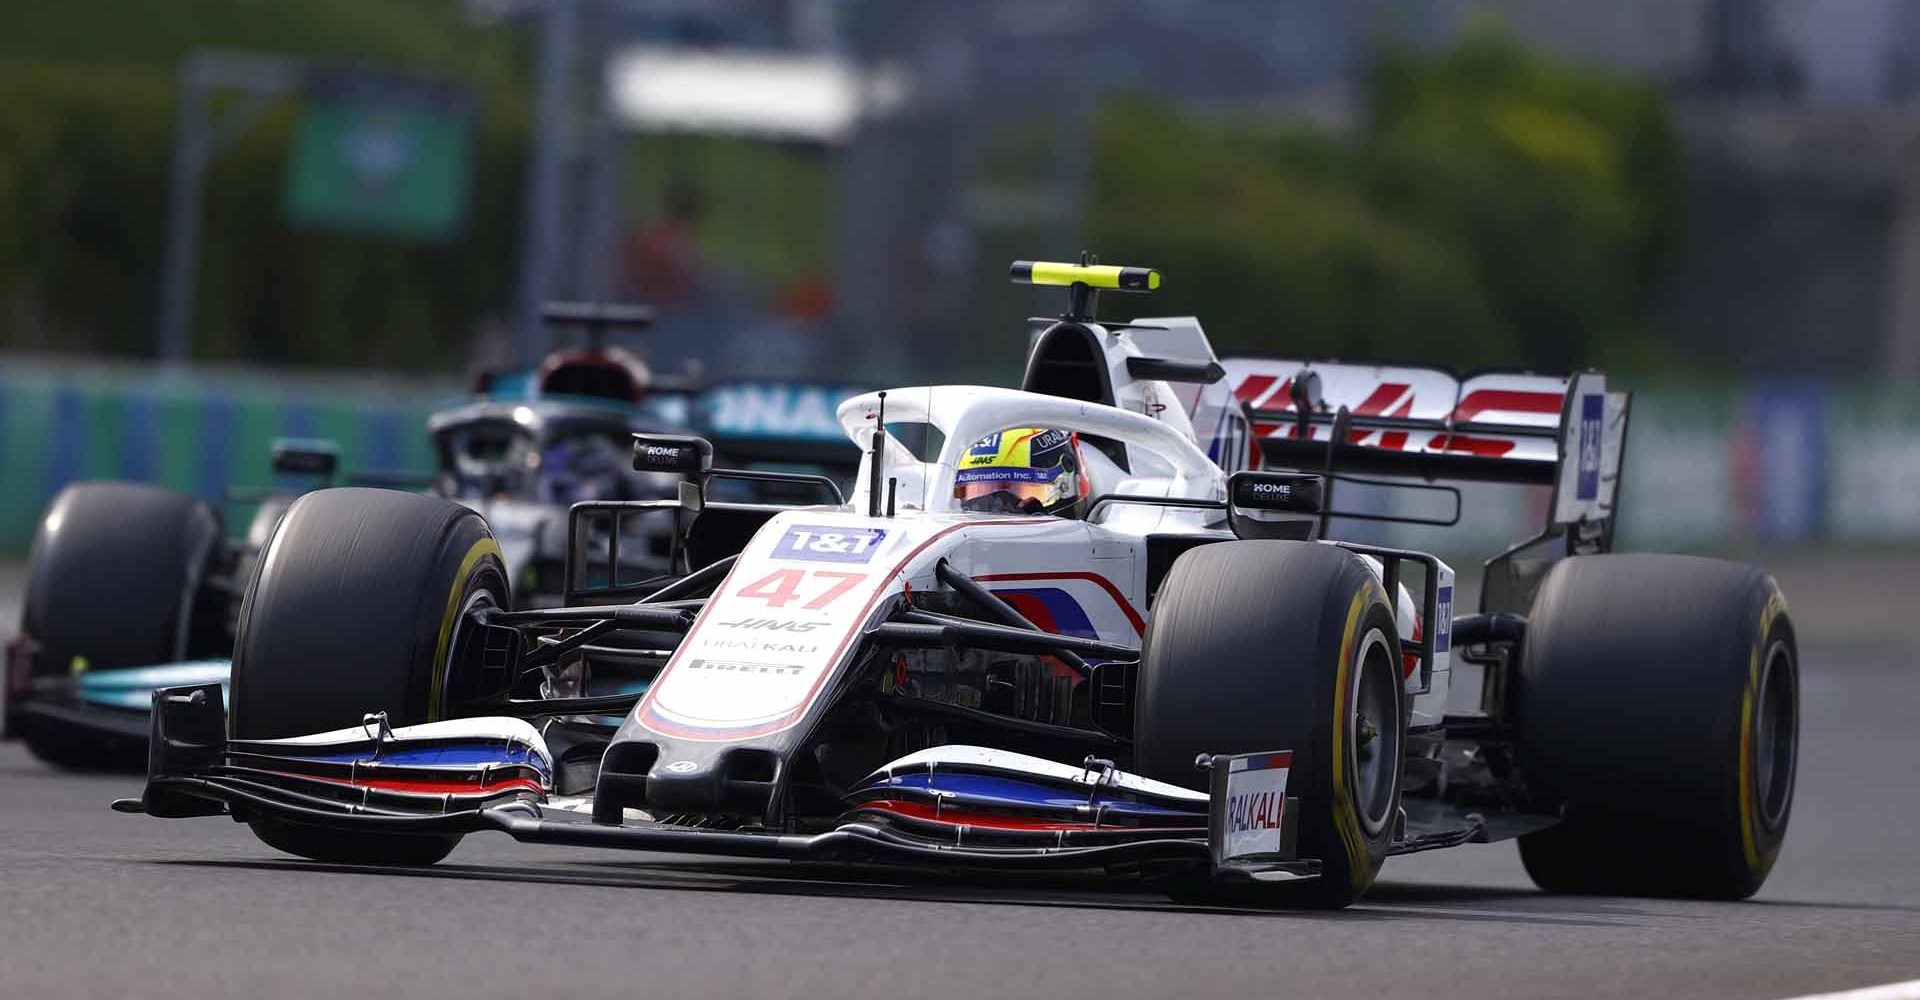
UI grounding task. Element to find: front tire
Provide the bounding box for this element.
[18,482,223,769]
[1134,540,1404,909]
[1514,554,1797,899]
[231,488,509,866]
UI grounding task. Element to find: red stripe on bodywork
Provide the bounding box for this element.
[998,592,1060,634]
[1376,394,1414,451]
[1235,375,1277,404]
[972,572,1146,636]
[1450,389,1564,422]
[852,799,1112,831]
[1351,382,1412,417]
[272,771,546,798]
[1347,382,1412,446]
[1235,375,1295,413]
[997,590,1091,683]
[1404,614,1423,679]
[1424,434,1517,457]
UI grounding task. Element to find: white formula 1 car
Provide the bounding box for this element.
[122,258,1797,908]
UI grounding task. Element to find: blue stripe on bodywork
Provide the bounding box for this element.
[991,587,1099,640]
[289,743,544,769]
[866,772,1195,818]
[272,741,553,781]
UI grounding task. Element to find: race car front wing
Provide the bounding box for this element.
[116,684,1319,884]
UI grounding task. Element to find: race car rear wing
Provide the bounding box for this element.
[1220,358,1631,532]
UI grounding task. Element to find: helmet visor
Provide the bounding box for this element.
[954,466,1070,513]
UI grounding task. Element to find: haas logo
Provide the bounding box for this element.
[717,618,828,633]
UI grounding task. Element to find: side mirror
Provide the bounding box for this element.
[1226,471,1322,540]
[632,434,713,476]
[270,438,340,481]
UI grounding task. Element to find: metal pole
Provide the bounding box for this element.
[512,0,577,366]
[154,51,299,364]
[580,13,625,306]
[156,57,209,364]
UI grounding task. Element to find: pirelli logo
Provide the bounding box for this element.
[685,659,802,677]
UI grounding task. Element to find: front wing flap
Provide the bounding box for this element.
[124,684,1317,881]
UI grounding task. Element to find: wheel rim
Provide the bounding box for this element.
[438,585,501,718]
[1350,627,1401,837]
[1752,638,1797,832]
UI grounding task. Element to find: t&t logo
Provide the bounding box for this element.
[772,525,888,564]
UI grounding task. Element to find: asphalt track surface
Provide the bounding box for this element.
[2,553,1917,1000]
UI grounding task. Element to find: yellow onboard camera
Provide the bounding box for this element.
[1010,260,1161,292]
[1011,255,1161,321]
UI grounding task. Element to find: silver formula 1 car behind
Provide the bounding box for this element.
[117,259,1798,907]
[5,303,861,767]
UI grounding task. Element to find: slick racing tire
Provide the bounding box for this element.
[18,482,223,769]
[231,488,510,867]
[1514,554,1797,900]
[1134,540,1404,909]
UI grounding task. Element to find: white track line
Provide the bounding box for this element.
[1775,979,1920,1000]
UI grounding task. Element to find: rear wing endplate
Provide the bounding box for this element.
[1548,373,1629,528]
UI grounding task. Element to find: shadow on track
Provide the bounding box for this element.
[142,855,1627,927]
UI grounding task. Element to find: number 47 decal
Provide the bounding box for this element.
[735,569,868,610]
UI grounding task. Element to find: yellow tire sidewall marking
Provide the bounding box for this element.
[1330,586,1374,890]
[1738,587,1789,874]
[428,536,503,722]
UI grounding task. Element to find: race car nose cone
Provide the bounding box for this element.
[645,755,728,813]
[592,736,783,820]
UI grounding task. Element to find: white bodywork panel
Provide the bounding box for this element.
[866,744,1209,804]
[259,715,550,751]
[630,375,1458,743]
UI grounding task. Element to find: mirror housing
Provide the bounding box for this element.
[632,433,713,476]
[270,438,340,480]
[1226,471,1322,540]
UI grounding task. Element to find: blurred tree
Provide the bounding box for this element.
[1088,98,1513,368]
[1086,29,1681,373]
[1365,30,1682,372]
[0,0,529,370]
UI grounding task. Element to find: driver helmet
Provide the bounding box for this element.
[953,427,1089,517]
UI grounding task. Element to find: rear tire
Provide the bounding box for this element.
[231,488,509,866]
[17,482,223,769]
[1134,540,1404,909]
[1514,554,1797,899]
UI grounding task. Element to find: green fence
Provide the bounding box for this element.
[0,358,453,552]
